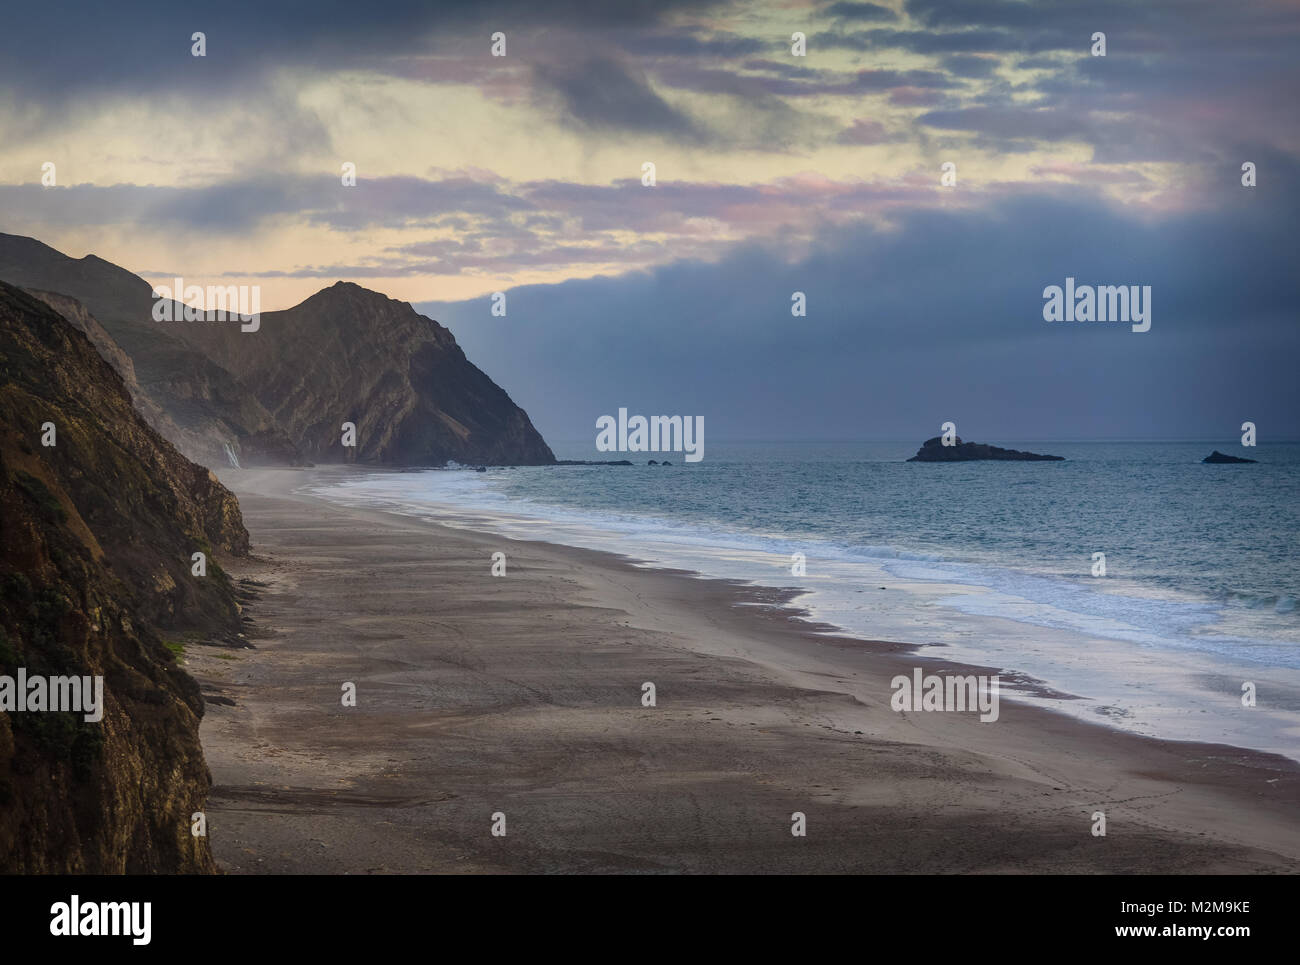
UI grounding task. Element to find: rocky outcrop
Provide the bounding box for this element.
[555,459,635,466]
[23,288,187,460]
[0,234,301,469]
[0,282,248,872]
[165,281,555,466]
[1203,450,1257,464]
[0,234,555,468]
[907,436,1064,462]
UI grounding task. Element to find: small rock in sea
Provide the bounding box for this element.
[907,435,1063,461]
[1202,450,1257,463]
[661,460,672,466]
[648,459,658,465]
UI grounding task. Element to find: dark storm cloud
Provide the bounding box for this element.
[0,169,934,243]
[237,240,696,279]
[613,29,767,58]
[1017,54,1067,70]
[533,58,706,140]
[420,179,1300,443]
[0,171,942,277]
[820,0,1298,63]
[0,0,729,103]
[5,0,1294,175]
[941,54,1000,78]
[0,175,532,234]
[918,106,1089,143]
[814,27,1065,54]
[655,62,955,100]
[835,0,1300,163]
[822,2,899,22]
[902,0,1295,40]
[0,182,301,233]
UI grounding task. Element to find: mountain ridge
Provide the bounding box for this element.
[0,233,555,469]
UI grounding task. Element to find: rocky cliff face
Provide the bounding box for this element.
[0,282,248,873]
[171,282,555,465]
[23,287,187,460]
[0,234,555,468]
[0,234,302,469]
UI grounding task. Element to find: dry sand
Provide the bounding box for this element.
[189,467,1300,873]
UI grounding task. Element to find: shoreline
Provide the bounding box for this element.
[192,467,1300,873]
[311,462,1300,763]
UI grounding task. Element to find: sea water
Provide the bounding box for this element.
[309,441,1300,761]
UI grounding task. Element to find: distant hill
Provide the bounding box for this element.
[0,233,555,468]
[170,281,556,466]
[0,235,298,468]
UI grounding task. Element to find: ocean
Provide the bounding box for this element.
[308,441,1300,760]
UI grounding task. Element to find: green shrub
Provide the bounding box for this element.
[14,471,66,524]
[1,572,31,600]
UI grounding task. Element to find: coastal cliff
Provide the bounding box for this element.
[0,282,247,872]
[169,281,556,466]
[0,233,555,469]
[0,234,301,468]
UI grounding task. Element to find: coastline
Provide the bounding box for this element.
[192,467,1300,873]
[315,457,1300,763]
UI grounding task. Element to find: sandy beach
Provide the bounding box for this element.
[191,467,1300,874]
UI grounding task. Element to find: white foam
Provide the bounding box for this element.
[309,469,1300,761]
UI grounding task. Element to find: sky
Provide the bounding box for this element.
[1,0,1297,441]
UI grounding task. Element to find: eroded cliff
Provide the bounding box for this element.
[0,282,247,872]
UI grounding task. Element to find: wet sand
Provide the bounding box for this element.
[191,467,1300,873]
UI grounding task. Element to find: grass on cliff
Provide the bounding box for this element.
[0,558,104,774]
[14,471,66,524]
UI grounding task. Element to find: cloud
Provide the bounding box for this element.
[533,58,706,140]
[421,182,1300,442]
[0,169,961,285]
[0,174,533,237]
[0,0,731,103]
[822,2,899,22]
[940,54,1000,78]
[670,63,955,103]
[918,105,1091,142]
[614,28,768,58]
[836,119,899,144]
[815,27,1062,54]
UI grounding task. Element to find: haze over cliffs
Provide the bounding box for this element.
[0,282,248,872]
[0,233,555,469]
